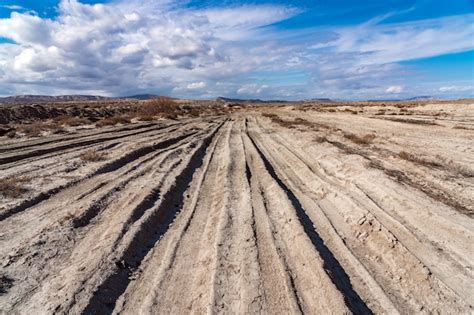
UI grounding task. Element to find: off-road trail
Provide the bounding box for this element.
[1,105,473,314]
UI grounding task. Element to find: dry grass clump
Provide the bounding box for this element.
[261,113,333,133]
[0,177,29,198]
[343,133,376,145]
[80,149,107,162]
[374,109,386,115]
[343,108,358,114]
[262,113,314,129]
[55,115,91,126]
[293,117,313,127]
[398,151,442,168]
[96,116,131,127]
[135,97,181,120]
[262,113,292,127]
[15,123,43,137]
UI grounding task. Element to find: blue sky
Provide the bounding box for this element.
[0,0,472,99]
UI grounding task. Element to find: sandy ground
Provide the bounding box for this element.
[0,102,473,314]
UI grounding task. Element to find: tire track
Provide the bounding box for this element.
[210,121,262,313]
[243,147,303,314]
[253,114,473,312]
[0,123,177,165]
[0,128,219,310]
[245,125,372,314]
[0,122,158,154]
[113,119,228,314]
[79,121,225,314]
[242,126,352,314]
[0,128,200,222]
[259,116,473,305]
[1,121,224,314]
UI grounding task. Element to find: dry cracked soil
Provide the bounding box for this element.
[0,102,473,314]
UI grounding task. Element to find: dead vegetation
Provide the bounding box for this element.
[398,151,442,168]
[398,151,474,177]
[14,122,65,137]
[262,113,320,130]
[343,132,376,145]
[80,149,108,162]
[383,117,438,125]
[0,177,29,198]
[135,97,180,120]
[55,116,91,126]
[96,116,132,127]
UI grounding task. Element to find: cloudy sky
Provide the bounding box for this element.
[0,0,473,100]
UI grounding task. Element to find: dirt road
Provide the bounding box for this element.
[1,104,473,314]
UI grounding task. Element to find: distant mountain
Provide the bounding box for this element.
[403,96,435,101]
[367,96,436,102]
[216,97,287,103]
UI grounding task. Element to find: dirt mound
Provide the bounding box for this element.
[0,103,134,124]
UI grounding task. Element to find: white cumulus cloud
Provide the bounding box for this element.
[187,81,206,89]
[386,85,404,93]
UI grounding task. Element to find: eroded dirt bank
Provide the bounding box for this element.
[0,103,473,314]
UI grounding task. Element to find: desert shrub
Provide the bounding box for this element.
[161,113,178,120]
[80,149,107,162]
[135,97,181,120]
[16,123,45,137]
[0,177,29,198]
[186,108,201,117]
[343,132,376,145]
